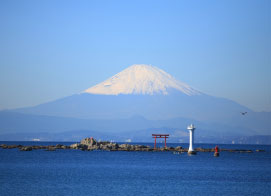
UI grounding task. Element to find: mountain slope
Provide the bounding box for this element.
[84,64,201,95]
[8,64,271,136]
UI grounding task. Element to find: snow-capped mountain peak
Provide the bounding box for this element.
[84,64,201,96]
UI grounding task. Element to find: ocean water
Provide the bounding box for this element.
[0,142,271,196]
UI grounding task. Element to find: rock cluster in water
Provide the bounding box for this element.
[0,143,70,151]
[70,137,153,151]
[0,137,265,153]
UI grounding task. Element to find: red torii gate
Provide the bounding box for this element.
[152,134,169,149]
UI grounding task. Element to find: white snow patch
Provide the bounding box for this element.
[84,64,201,96]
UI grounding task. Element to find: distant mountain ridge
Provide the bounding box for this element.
[0,111,254,135]
[0,111,266,143]
[13,92,269,132]
[1,64,270,142]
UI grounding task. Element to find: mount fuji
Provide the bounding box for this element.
[84,64,201,96]
[1,64,270,142]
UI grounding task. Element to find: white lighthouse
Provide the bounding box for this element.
[187,124,196,155]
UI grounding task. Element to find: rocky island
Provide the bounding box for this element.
[0,137,266,153]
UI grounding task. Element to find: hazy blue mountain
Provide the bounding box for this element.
[0,111,261,142]
[0,111,238,134]
[12,92,270,134]
[1,64,270,142]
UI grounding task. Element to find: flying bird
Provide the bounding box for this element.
[241,112,247,115]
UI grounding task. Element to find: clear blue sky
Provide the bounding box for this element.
[0,0,270,112]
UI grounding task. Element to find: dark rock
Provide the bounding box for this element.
[80,137,97,146]
[245,150,253,153]
[110,143,119,150]
[55,144,64,149]
[119,144,132,151]
[70,143,80,149]
[7,145,18,149]
[160,147,169,151]
[175,146,183,151]
[167,147,175,151]
[88,145,99,151]
[32,146,42,150]
[20,146,32,151]
[239,150,253,153]
[256,149,265,152]
[46,146,56,151]
[61,145,69,149]
[195,147,212,152]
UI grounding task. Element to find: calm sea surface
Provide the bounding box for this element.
[0,142,271,196]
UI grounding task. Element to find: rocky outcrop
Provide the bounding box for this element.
[20,146,33,151]
[80,137,97,146]
[68,138,153,152]
[0,138,266,154]
[46,146,56,151]
[0,144,22,149]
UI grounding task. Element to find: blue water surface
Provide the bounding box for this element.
[0,142,271,196]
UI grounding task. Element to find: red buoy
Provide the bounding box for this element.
[214,145,219,157]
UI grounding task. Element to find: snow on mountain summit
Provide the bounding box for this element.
[84,64,201,96]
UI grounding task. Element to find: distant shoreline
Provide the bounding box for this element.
[0,138,267,153]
